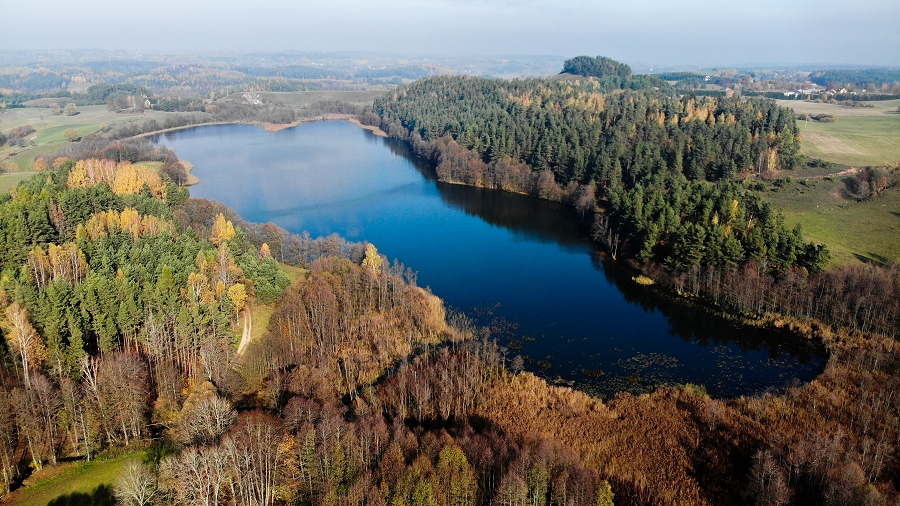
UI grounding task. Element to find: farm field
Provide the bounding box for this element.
[763,99,900,266]
[778,98,900,167]
[763,174,900,266]
[0,105,166,171]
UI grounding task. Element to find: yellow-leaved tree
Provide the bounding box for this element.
[67,161,89,188]
[2,302,47,389]
[119,208,143,238]
[186,272,208,305]
[227,283,247,314]
[362,243,383,274]
[112,163,166,198]
[210,214,235,246]
[83,208,175,240]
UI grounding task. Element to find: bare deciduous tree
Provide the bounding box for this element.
[223,411,289,506]
[116,459,157,506]
[161,445,228,506]
[0,389,18,495]
[13,374,61,470]
[179,394,237,446]
[96,353,150,446]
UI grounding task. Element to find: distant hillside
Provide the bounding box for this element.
[810,68,900,88]
[562,55,633,78]
[556,55,672,93]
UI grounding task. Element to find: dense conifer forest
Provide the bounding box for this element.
[360,68,822,270]
[0,56,899,506]
[360,57,898,336]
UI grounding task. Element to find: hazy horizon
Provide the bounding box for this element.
[1,0,897,68]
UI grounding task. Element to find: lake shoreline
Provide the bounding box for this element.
[156,117,388,187]
[155,120,827,398]
[136,115,387,140]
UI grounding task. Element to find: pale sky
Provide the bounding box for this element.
[2,0,898,67]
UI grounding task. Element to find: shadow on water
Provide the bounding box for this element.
[387,129,825,364]
[382,132,828,395]
[382,135,594,249]
[595,258,825,362]
[436,183,594,251]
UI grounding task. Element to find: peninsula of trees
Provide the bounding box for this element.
[360,57,898,336]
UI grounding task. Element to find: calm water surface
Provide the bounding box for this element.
[155,121,826,398]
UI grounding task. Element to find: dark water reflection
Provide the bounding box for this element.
[154,121,826,399]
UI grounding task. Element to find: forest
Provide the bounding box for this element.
[359,64,827,273]
[0,55,899,506]
[356,57,900,338]
[0,50,561,101]
[0,148,899,506]
[808,69,900,89]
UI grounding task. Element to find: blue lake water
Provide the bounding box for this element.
[155,120,826,398]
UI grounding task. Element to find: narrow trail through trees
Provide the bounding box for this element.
[236,310,252,356]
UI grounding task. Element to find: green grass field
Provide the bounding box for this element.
[764,99,900,266]
[0,172,33,193]
[280,263,308,284]
[778,99,900,167]
[5,144,64,171]
[250,304,276,343]
[2,453,142,506]
[0,105,169,171]
[249,263,307,342]
[239,264,306,350]
[762,177,900,266]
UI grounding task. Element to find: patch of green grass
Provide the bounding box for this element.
[0,106,175,171]
[762,178,900,266]
[2,452,142,506]
[250,304,275,342]
[1,105,163,147]
[778,99,900,167]
[280,263,308,285]
[241,264,306,347]
[36,124,102,144]
[134,161,163,171]
[797,115,900,167]
[6,143,66,171]
[0,172,33,193]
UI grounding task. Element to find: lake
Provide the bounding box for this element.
[154,120,826,398]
